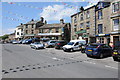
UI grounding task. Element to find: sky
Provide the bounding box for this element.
[1,0,100,36]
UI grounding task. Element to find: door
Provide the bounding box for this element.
[74,42,80,50]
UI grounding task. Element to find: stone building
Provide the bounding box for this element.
[37,19,71,42]
[23,17,44,39]
[110,0,120,45]
[71,5,96,43]
[95,2,111,44]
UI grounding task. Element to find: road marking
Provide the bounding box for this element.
[83,61,96,64]
[105,65,118,69]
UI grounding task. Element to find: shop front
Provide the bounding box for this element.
[96,34,110,44]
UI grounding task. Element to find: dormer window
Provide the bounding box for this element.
[98,2,103,9]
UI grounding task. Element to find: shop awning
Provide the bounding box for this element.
[96,34,110,37]
[24,34,35,37]
[38,33,62,36]
[75,30,86,34]
[82,34,89,37]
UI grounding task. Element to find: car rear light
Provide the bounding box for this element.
[57,43,61,45]
[96,45,100,48]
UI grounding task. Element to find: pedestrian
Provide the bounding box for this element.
[109,42,114,49]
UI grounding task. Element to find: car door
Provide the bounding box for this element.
[102,45,111,56]
[74,42,80,50]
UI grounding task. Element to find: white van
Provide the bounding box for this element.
[62,40,86,52]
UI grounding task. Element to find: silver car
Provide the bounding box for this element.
[30,42,45,49]
[45,40,58,48]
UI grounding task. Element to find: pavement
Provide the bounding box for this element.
[2,44,119,78]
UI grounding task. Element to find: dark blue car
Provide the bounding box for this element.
[85,43,112,58]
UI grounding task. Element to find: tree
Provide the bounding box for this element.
[0,34,9,40]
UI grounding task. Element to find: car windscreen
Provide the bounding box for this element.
[88,44,99,48]
[67,42,74,45]
[50,41,57,43]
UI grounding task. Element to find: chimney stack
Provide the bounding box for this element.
[60,19,64,24]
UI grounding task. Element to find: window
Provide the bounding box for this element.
[49,29,52,33]
[86,11,90,19]
[86,21,90,29]
[74,25,77,32]
[56,28,59,33]
[26,25,28,28]
[98,10,102,19]
[74,16,77,23]
[113,19,119,31]
[98,37,104,43]
[32,24,34,28]
[80,23,84,29]
[98,24,103,34]
[17,32,19,35]
[26,30,28,34]
[80,14,84,21]
[112,2,119,13]
[31,30,34,34]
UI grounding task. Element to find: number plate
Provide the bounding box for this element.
[113,52,118,54]
[88,50,92,51]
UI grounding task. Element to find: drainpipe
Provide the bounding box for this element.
[95,7,97,42]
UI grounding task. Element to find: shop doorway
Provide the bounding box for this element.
[113,36,119,45]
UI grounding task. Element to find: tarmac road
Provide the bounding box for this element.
[2,44,118,78]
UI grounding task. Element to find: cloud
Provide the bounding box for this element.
[40,5,78,22]
[1,28,15,36]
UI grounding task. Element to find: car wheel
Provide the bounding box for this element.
[86,54,91,57]
[70,48,74,52]
[99,53,104,59]
[113,57,118,61]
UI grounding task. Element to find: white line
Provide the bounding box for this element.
[105,65,118,69]
[83,61,96,64]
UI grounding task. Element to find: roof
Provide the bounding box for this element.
[71,5,96,17]
[39,23,67,29]
[25,20,39,25]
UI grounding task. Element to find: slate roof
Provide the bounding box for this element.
[39,23,68,29]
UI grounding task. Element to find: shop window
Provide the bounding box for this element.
[98,37,104,43]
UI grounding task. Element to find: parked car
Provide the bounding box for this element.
[25,39,32,44]
[22,39,28,44]
[45,40,58,48]
[55,41,67,49]
[112,41,120,61]
[12,40,18,44]
[30,42,45,49]
[85,43,112,58]
[62,40,86,52]
[18,40,23,44]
